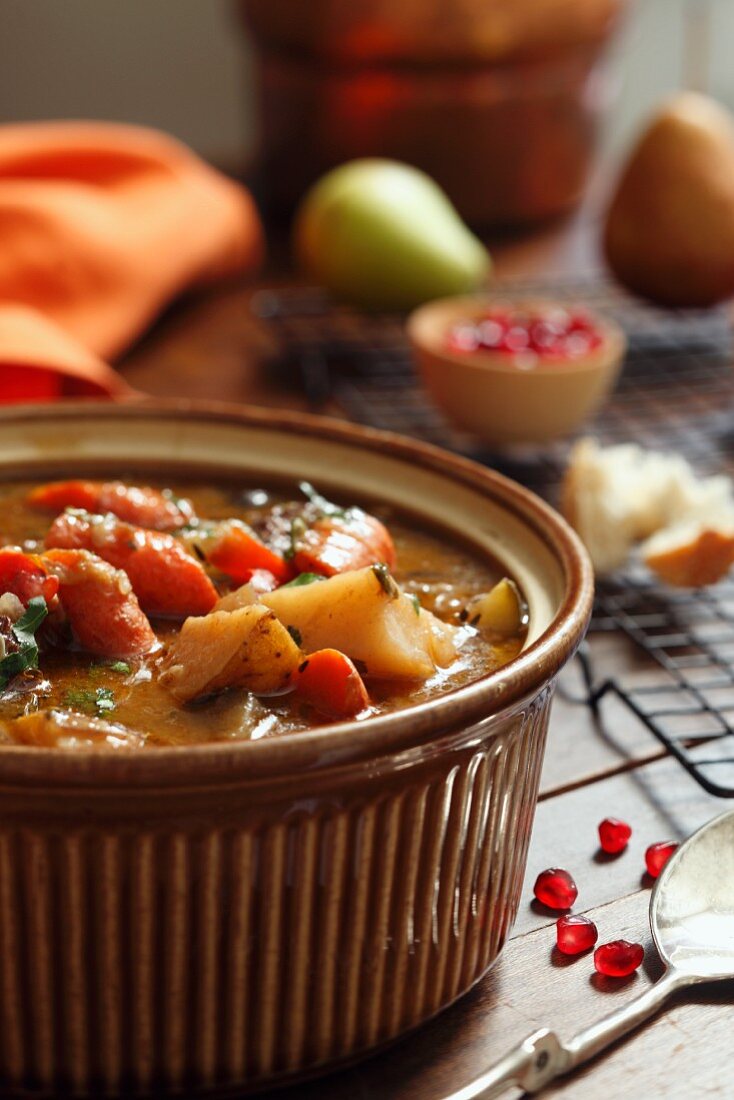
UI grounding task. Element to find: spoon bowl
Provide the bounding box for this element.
[653,810,734,979]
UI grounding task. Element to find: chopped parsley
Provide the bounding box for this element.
[282,572,324,588]
[63,686,116,717]
[108,661,131,675]
[0,596,48,689]
[88,659,131,680]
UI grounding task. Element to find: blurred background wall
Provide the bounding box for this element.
[0,0,731,171]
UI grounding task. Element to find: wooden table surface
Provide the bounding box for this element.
[120,200,733,1099]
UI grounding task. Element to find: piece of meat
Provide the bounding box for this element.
[45,511,218,618]
[43,548,157,658]
[27,480,194,530]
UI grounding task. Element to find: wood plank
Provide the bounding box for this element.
[517,754,728,937]
[269,888,732,1100]
[539,669,665,799]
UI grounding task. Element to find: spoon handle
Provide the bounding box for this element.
[441,968,686,1099]
[563,967,684,1070]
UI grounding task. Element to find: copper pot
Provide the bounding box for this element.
[0,402,593,1094]
[240,0,629,226]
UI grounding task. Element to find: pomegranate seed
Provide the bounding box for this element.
[564,331,592,358]
[447,305,603,363]
[533,868,578,910]
[645,840,678,879]
[478,319,504,348]
[529,319,561,351]
[594,940,644,978]
[598,817,632,854]
[556,915,598,955]
[448,324,480,352]
[568,308,593,331]
[503,326,530,352]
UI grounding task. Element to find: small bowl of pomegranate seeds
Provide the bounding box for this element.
[407,296,626,445]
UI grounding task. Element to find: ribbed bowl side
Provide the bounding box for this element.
[0,687,552,1096]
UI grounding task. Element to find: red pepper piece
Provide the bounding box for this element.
[207,522,292,584]
[0,547,59,606]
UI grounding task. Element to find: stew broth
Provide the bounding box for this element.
[0,479,527,746]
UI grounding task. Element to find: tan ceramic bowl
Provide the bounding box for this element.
[408,295,626,445]
[0,402,593,1096]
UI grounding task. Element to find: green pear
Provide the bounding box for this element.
[294,159,491,310]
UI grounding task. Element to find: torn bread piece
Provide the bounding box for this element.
[560,438,690,572]
[562,438,734,585]
[642,521,734,587]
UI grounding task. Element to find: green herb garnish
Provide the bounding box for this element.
[0,596,48,689]
[410,593,421,617]
[282,572,325,588]
[287,625,303,647]
[63,686,116,717]
[90,659,131,678]
[371,563,400,600]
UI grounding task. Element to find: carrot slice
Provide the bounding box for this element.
[43,548,157,658]
[0,548,59,606]
[45,512,217,618]
[293,513,396,577]
[291,648,370,720]
[204,522,292,584]
[28,480,193,531]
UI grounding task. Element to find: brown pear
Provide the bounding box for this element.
[604,93,734,307]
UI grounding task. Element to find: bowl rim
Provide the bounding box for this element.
[0,399,594,787]
[407,293,627,377]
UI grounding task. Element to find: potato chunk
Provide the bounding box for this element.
[160,605,301,703]
[262,565,458,680]
[468,578,528,636]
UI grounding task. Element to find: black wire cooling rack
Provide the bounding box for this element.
[252,276,734,797]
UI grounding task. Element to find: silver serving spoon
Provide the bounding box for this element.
[446,809,734,1099]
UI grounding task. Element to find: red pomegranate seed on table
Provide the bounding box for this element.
[556,915,598,956]
[594,940,644,978]
[598,817,632,854]
[533,868,578,910]
[645,840,678,878]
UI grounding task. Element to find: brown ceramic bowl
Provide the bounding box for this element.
[0,402,593,1096]
[409,295,626,445]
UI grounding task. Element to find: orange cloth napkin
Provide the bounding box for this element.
[0,121,264,401]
